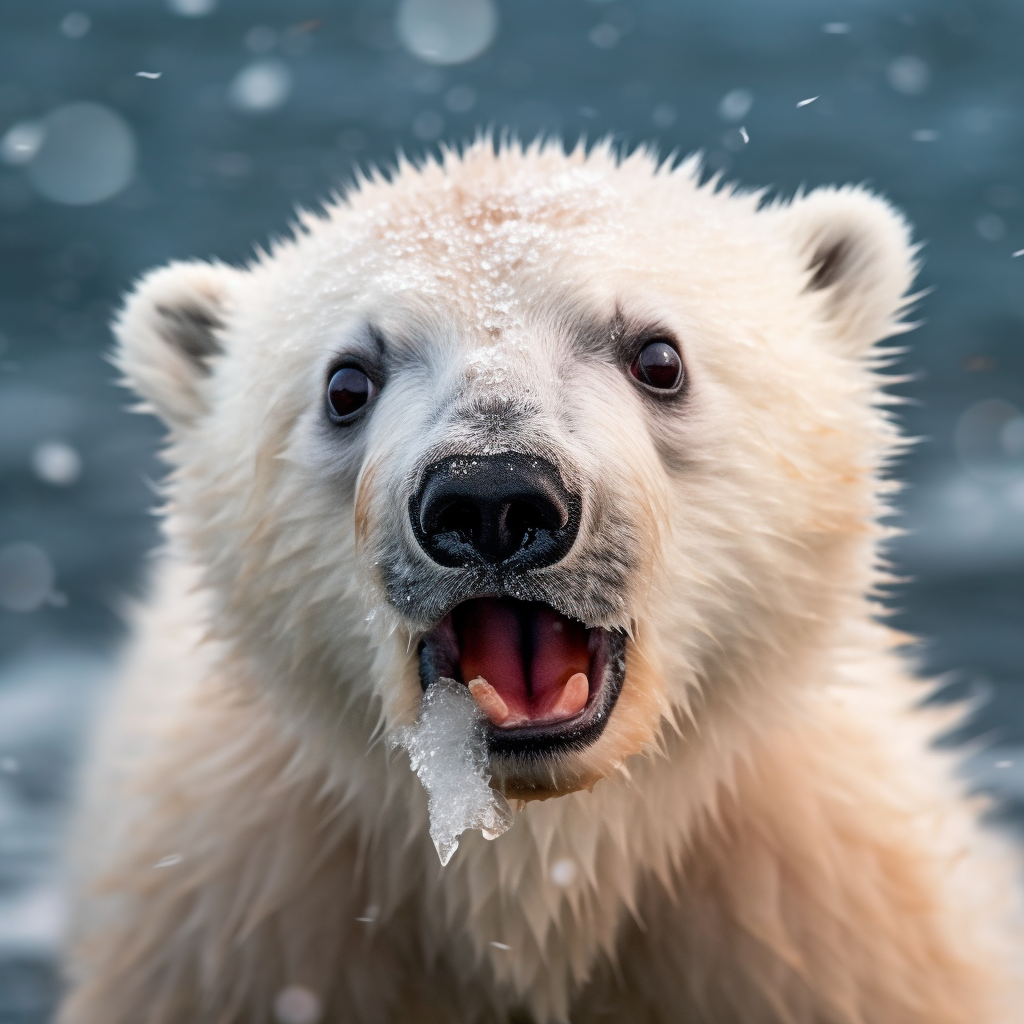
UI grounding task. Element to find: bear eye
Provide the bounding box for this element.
[327,366,376,421]
[630,339,683,391]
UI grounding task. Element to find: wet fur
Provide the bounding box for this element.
[59,140,1022,1023]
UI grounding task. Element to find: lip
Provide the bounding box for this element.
[417,597,627,758]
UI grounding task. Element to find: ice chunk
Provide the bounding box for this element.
[392,677,513,865]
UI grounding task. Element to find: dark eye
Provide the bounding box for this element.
[630,339,683,391]
[327,366,375,421]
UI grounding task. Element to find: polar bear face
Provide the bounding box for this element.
[116,143,915,797]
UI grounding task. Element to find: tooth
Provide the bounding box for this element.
[550,672,589,720]
[468,677,511,725]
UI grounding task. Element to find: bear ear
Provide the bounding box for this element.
[784,185,919,353]
[113,260,238,430]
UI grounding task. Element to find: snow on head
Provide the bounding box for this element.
[391,676,513,865]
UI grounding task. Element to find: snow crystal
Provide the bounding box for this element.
[391,676,513,865]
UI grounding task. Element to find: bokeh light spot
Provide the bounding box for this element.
[230,58,292,113]
[338,129,366,152]
[244,25,277,54]
[988,184,1019,209]
[273,986,322,1024]
[167,0,217,16]
[31,441,81,486]
[412,110,444,140]
[0,543,56,613]
[1007,478,1024,513]
[955,399,1024,482]
[975,213,1006,242]
[1002,415,1024,459]
[887,55,930,95]
[550,857,577,887]
[652,103,676,128]
[444,85,476,113]
[412,68,444,94]
[396,0,498,66]
[942,477,996,538]
[718,88,753,122]
[26,103,135,206]
[589,23,620,49]
[59,12,91,39]
[0,122,45,166]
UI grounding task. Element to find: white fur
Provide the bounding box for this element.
[60,140,1022,1024]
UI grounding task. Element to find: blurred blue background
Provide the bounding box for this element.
[0,0,1022,1019]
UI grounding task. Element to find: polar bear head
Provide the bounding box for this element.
[115,141,916,799]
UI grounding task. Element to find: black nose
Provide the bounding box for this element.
[411,454,581,569]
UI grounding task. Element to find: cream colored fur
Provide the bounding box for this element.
[59,141,1022,1023]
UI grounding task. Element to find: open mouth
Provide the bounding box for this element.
[418,598,627,757]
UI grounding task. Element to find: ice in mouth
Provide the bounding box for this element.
[390,677,513,865]
[446,599,594,728]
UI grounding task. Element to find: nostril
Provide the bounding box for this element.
[503,498,562,546]
[430,499,480,544]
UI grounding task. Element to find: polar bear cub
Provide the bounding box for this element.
[59,141,1021,1024]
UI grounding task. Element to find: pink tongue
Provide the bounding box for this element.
[528,606,590,714]
[457,600,527,713]
[455,600,590,722]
